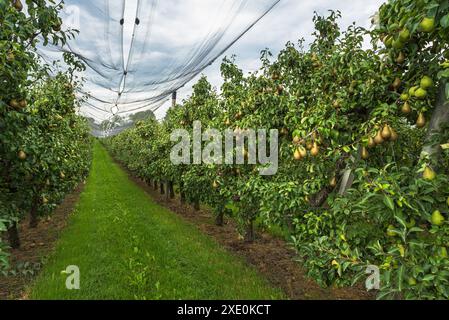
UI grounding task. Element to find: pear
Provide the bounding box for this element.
[42,197,49,205]
[392,39,405,50]
[18,99,27,109]
[330,177,337,188]
[368,137,376,148]
[414,88,427,99]
[420,76,433,89]
[293,136,301,145]
[431,210,444,226]
[212,181,219,189]
[298,146,307,158]
[374,130,384,145]
[423,166,436,181]
[293,148,302,161]
[9,99,20,109]
[389,128,398,141]
[401,101,411,114]
[18,150,27,160]
[400,93,409,101]
[306,141,313,150]
[310,142,320,157]
[13,0,23,11]
[416,113,426,128]
[60,171,65,179]
[381,125,392,140]
[361,147,369,160]
[384,36,393,48]
[399,29,410,42]
[409,86,419,96]
[447,197,449,207]
[396,52,406,64]
[419,17,435,33]
[392,77,402,90]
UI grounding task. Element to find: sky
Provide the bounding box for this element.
[151,0,386,119]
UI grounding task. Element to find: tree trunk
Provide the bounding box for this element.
[7,222,20,249]
[244,219,255,242]
[153,180,158,190]
[180,181,186,204]
[29,200,39,228]
[193,199,200,211]
[160,181,165,195]
[168,181,175,199]
[420,81,449,169]
[215,210,224,226]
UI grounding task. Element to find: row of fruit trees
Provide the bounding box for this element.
[106,0,449,299]
[0,1,92,271]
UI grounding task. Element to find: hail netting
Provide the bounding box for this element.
[37,0,280,135]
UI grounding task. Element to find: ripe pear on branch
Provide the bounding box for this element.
[361,147,369,160]
[423,166,436,181]
[374,130,384,145]
[12,0,23,11]
[367,136,376,148]
[401,101,411,114]
[310,142,320,157]
[416,113,426,128]
[381,125,392,140]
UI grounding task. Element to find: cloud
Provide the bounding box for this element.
[154,0,385,119]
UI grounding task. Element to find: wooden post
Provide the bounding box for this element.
[172,91,177,108]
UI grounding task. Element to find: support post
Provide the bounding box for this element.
[172,91,177,108]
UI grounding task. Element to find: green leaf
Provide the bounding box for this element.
[422,274,436,281]
[446,83,449,101]
[383,195,395,211]
[440,14,449,28]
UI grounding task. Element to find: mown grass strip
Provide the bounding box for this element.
[30,141,284,300]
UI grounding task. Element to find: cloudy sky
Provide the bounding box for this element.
[152,0,386,119]
[48,0,386,122]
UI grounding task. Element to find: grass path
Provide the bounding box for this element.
[30,141,283,300]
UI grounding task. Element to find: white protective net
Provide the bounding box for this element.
[38,0,280,135]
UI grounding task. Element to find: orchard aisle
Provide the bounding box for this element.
[30,141,283,299]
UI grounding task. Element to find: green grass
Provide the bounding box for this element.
[30,141,284,300]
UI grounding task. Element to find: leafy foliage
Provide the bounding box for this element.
[106,0,449,299]
[0,0,92,268]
